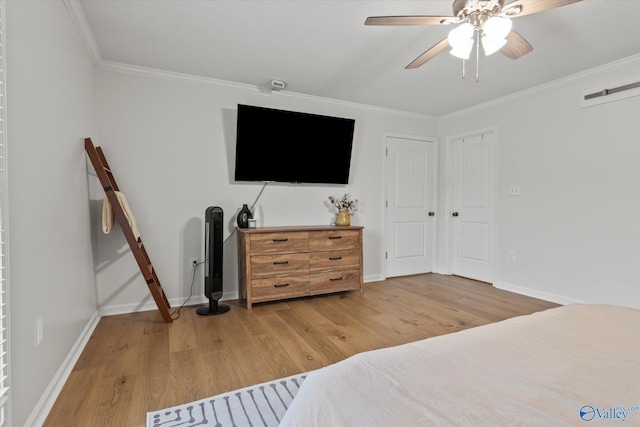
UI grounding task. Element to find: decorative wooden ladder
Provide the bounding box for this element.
[84,138,173,323]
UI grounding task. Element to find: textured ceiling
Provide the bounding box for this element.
[79,0,640,116]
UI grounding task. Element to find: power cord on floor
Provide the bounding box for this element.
[172,182,269,320]
[171,262,199,320]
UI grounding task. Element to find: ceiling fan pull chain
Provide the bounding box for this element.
[475,30,480,82]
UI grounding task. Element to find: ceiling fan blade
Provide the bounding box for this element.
[502,0,583,18]
[406,38,450,69]
[365,16,453,26]
[499,30,533,59]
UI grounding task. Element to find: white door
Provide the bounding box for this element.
[386,136,436,277]
[451,132,495,283]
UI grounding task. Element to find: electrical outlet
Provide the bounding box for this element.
[190,258,199,269]
[35,318,44,347]
[508,251,516,262]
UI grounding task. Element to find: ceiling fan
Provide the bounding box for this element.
[365,0,583,80]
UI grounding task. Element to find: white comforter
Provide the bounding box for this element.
[280,304,640,426]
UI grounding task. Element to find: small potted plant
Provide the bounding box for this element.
[328,194,358,226]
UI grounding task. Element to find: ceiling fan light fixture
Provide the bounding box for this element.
[447,22,474,48]
[483,16,512,40]
[450,38,474,59]
[481,35,507,55]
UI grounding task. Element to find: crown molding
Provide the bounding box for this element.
[63,0,102,67]
[98,60,435,120]
[99,60,261,93]
[440,54,640,120]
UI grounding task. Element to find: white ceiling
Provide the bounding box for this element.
[78,0,640,117]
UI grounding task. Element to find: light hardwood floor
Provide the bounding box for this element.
[44,274,559,426]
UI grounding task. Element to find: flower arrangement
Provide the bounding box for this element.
[328,194,358,214]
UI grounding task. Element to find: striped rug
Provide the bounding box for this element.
[146,372,309,427]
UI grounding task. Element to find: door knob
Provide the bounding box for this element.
[428,212,435,216]
[452,212,459,217]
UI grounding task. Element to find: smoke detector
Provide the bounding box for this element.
[270,79,286,91]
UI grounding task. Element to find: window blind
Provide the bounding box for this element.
[0,0,10,425]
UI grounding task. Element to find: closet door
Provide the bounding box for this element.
[385,136,436,277]
[451,131,495,283]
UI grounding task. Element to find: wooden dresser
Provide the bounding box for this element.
[237,225,363,309]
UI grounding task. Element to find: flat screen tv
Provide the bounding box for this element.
[234,104,355,184]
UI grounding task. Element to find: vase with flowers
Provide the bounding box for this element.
[328,194,358,226]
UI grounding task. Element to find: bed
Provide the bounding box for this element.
[279,304,640,426]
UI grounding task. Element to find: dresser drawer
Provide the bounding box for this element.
[251,253,309,278]
[250,232,309,255]
[309,249,360,273]
[309,230,360,251]
[251,275,309,302]
[237,226,363,309]
[310,269,361,295]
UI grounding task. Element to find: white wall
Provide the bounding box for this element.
[93,67,438,314]
[5,1,98,425]
[437,57,640,308]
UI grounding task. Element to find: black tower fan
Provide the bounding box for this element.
[197,206,230,316]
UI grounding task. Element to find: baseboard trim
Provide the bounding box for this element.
[494,281,587,306]
[98,293,238,317]
[364,273,385,283]
[100,278,389,317]
[25,310,101,427]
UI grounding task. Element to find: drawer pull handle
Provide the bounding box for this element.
[273,261,289,265]
[274,283,290,288]
[273,238,289,242]
[329,236,342,239]
[329,277,344,282]
[329,256,343,261]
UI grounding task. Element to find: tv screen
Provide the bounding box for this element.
[234,104,355,184]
